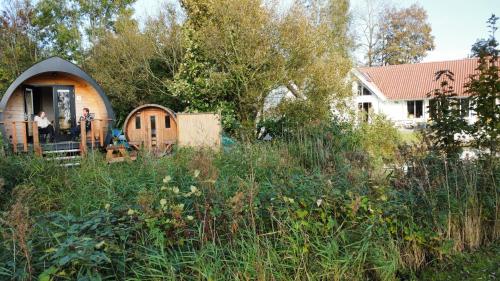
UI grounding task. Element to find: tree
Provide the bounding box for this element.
[85,13,156,123]
[77,0,137,46]
[0,0,39,95]
[426,70,468,158]
[32,0,83,62]
[355,0,387,66]
[466,15,500,157]
[373,4,434,65]
[172,0,353,135]
[173,0,283,134]
[276,0,353,122]
[86,3,185,123]
[31,0,137,64]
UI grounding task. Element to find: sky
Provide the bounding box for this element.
[134,0,500,63]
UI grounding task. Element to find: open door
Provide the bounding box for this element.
[53,86,76,140]
[23,86,34,137]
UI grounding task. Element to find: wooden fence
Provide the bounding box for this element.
[0,119,112,156]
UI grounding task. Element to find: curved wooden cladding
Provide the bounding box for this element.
[124,106,178,151]
[2,72,110,144]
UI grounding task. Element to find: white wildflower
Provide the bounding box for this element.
[172,187,180,194]
[186,215,194,221]
[127,209,135,215]
[163,175,172,183]
[316,199,323,207]
[160,199,167,206]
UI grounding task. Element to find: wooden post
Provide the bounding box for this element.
[90,120,95,150]
[80,121,87,156]
[32,122,41,156]
[21,122,28,152]
[99,120,104,147]
[11,122,17,153]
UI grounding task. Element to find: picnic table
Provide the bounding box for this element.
[105,144,137,163]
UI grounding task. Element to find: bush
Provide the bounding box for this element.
[0,125,498,280]
[359,114,403,170]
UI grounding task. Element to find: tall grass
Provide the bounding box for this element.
[0,123,498,280]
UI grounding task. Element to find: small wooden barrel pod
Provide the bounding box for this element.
[123,104,178,151]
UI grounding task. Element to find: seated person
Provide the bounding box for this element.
[34,111,54,142]
[71,107,94,140]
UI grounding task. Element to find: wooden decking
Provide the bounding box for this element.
[0,119,112,156]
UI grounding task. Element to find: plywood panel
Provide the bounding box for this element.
[177,113,222,149]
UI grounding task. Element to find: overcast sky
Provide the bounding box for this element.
[134,0,500,64]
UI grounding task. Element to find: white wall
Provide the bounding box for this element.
[352,78,432,128]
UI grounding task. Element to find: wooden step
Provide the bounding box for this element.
[45,155,81,161]
[59,162,81,167]
[43,149,81,155]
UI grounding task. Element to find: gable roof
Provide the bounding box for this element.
[357,58,479,100]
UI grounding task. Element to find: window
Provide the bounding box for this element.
[357,84,372,96]
[407,100,423,118]
[428,98,470,119]
[150,116,156,138]
[358,102,372,122]
[165,116,171,128]
[135,115,141,129]
[459,98,470,117]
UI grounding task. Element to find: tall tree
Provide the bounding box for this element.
[31,0,137,64]
[466,15,500,157]
[278,0,353,120]
[0,0,39,95]
[355,0,387,66]
[86,3,184,123]
[77,0,136,46]
[373,4,434,65]
[32,0,83,62]
[173,0,283,133]
[85,13,155,123]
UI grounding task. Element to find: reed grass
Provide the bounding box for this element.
[0,123,498,280]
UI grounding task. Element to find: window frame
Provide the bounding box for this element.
[165,115,171,128]
[407,100,423,118]
[135,114,141,129]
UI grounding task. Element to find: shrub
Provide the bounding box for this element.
[0,126,498,280]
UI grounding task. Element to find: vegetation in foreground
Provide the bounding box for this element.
[0,122,498,280]
[420,242,499,281]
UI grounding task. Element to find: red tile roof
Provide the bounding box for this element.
[357,58,479,100]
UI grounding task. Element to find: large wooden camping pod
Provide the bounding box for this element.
[0,57,115,154]
[123,104,178,151]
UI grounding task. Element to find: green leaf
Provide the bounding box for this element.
[38,266,58,281]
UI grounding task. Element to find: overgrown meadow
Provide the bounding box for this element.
[0,122,498,281]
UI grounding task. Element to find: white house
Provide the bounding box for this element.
[352,58,479,129]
